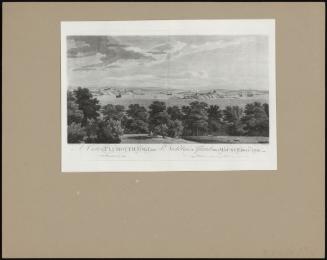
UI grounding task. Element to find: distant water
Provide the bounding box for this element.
[96,95,269,108]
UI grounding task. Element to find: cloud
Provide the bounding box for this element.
[150,43,171,52]
[68,36,252,71]
[103,64,121,69]
[106,43,128,48]
[105,74,155,81]
[172,38,250,60]
[68,36,268,90]
[147,51,167,55]
[143,38,247,66]
[67,36,155,69]
[159,70,209,80]
[149,41,186,55]
[141,40,187,66]
[68,52,106,71]
[73,63,100,71]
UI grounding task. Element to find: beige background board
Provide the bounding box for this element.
[2,2,325,258]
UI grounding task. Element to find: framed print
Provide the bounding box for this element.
[3,2,324,258]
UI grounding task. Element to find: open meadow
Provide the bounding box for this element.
[121,134,269,144]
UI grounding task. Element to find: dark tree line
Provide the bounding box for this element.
[68,87,269,143]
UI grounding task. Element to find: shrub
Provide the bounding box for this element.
[68,122,86,143]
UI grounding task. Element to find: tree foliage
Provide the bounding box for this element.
[223,106,245,136]
[67,91,83,125]
[207,105,224,134]
[102,104,125,121]
[85,118,123,143]
[68,122,86,143]
[148,101,170,134]
[125,104,149,133]
[67,88,270,143]
[167,119,184,138]
[153,123,169,138]
[73,87,101,125]
[183,101,208,136]
[242,102,269,136]
[167,106,183,121]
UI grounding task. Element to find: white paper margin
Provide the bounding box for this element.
[61,20,277,172]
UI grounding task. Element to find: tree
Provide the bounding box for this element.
[153,124,169,138]
[125,104,149,134]
[67,91,87,142]
[102,104,127,130]
[125,119,148,134]
[148,101,170,134]
[223,106,245,136]
[183,101,208,136]
[181,105,191,116]
[207,105,223,134]
[73,87,101,125]
[263,103,269,117]
[67,91,83,125]
[84,118,99,143]
[85,118,123,143]
[241,102,269,136]
[167,106,183,121]
[167,119,184,138]
[98,119,123,143]
[102,104,125,121]
[68,122,86,143]
[149,101,166,115]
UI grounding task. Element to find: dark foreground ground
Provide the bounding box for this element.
[121,134,269,144]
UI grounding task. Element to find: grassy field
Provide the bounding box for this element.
[121,134,196,144]
[121,134,269,144]
[183,135,269,144]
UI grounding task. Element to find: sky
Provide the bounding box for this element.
[67,35,269,90]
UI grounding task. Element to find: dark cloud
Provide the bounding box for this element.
[73,62,123,71]
[68,46,95,58]
[105,64,121,68]
[106,43,128,48]
[101,64,121,71]
[73,63,107,71]
[67,36,155,66]
[73,68,96,71]
[67,36,110,58]
[147,51,167,55]
[151,43,172,52]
